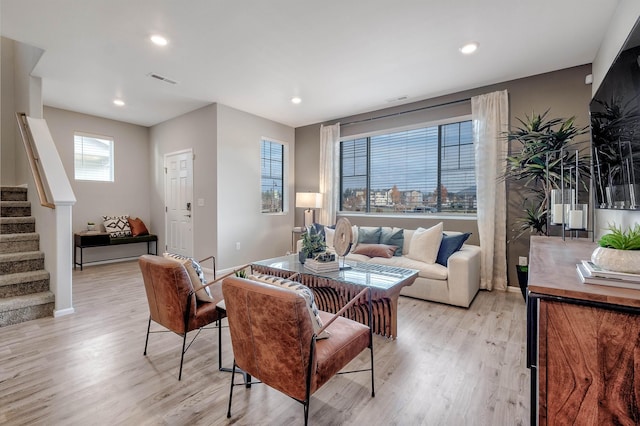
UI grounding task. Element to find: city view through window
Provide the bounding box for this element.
[340,121,476,215]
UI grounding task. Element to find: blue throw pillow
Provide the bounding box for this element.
[380,227,404,256]
[436,233,471,266]
[357,226,382,244]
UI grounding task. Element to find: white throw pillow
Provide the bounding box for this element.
[406,222,444,264]
[163,252,213,303]
[102,215,132,237]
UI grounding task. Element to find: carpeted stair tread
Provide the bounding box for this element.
[0,291,54,311]
[0,270,50,287]
[0,233,39,242]
[0,233,40,254]
[0,217,35,224]
[0,251,44,262]
[0,187,28,201]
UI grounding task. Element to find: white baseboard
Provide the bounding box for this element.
[54,307,75,317]
[506,285,521,293]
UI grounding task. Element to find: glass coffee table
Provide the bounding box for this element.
[251,254,418,338]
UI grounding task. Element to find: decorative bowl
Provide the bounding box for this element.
[591,246,640,274]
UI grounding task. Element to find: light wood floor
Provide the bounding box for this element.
[0,261,529,425]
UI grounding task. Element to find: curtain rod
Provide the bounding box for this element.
[340,97,472,127]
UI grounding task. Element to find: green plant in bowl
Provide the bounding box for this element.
[598,224,640,250]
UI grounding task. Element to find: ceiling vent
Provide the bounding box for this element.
[147,72,178,85]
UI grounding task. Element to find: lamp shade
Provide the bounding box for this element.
[296,192,322,209]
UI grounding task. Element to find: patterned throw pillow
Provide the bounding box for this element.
[249,273,330,339]
[102,215,132,238]
[163,252,213,303]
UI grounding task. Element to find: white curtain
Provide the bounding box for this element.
[472,90,508,291]
[319,123,340,225]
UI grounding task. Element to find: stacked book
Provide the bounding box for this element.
[304,258,339,273]
[576,260,640,290]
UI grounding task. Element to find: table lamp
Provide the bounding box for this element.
[296,192,322,227]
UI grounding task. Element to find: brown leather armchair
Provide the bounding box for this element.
[138,254,225,380]
[222,276,375,425]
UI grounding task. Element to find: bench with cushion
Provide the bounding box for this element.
[73,232,157,270]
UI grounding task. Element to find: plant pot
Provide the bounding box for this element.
[591,247,640,274]
[299,251,310,264]
[516,265,528,301]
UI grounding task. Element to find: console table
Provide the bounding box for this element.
[527,236,640,425]
[74,232,158,270]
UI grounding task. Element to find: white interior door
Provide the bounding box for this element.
[165,150,193,256]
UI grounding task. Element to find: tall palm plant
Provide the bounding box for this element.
[504,110,589,238]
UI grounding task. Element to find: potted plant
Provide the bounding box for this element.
[299,226,326,264]
[591,224,640,274]
[87,222,96,231]
[503,110,589,299]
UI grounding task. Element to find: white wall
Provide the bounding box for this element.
[44,107,151,262]
[216,104,295,268]
[149,104,218,262]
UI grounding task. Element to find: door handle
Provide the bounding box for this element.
[184,214,191,218]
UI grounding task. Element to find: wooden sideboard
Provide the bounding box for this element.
[527,236,640,425]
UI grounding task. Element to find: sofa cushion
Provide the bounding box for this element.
[163,252,213,303]
[345,253,372,263]
[102,215,132,237]
[371,255,448,280]
[406,222,443,264]
[352,243,398,258]
[249,273,329,339]
[436,232,471,266]
[380,227,404,256]
[357,226,381,244]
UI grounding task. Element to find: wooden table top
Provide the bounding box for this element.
[528,236,640,308]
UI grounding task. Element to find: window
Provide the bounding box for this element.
[340,120,476,215]
[261,139,284,213]
[74,132,114,181]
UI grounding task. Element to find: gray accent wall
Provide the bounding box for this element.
[295,65,593,288]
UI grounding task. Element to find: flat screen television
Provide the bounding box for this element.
[590,17,640,209]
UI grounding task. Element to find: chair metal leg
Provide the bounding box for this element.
[178,332,188,381]
[227,361,237,418]
[370,346,375,397]
[143,317,151,355]
[218,317,222,370]
[304,401,309,426]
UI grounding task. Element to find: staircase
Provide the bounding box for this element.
[0,186,54,327]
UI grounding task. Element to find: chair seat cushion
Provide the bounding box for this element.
[314,311,370,390]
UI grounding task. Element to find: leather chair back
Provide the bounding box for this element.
[222,276,316,400]
[139,255,196,334]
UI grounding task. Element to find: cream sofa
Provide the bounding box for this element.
[325,226,481,308]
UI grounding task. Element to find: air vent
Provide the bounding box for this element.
[386,95,408,103]
[147,72,178,85]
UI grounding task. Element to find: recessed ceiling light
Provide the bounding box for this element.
[459,42,479,55]
[291,97,302,104]
[113,99,125,107]
[150,35,168,46]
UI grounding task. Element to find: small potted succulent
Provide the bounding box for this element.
[591,223,640,274]
[299,226,326,264]
[87,222,96,231]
